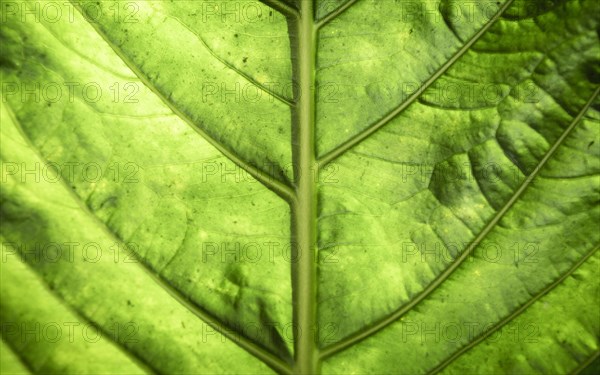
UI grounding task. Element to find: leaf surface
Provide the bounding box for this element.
[1,0,599,374]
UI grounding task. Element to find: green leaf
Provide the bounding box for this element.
[1,0,598,374]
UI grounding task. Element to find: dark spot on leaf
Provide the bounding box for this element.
[589,141,595,148]
[583,60,600,84]
[242,57,248,63]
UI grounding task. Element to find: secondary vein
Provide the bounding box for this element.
[3,99,294,375]
[572,350,600,375]
[3,102,159,375]
[319,86,600,359]
[317,0,516,166]
[316,0,362,29]
[428,244,600,374]
[68,1,295,203]
[168,15,295,107]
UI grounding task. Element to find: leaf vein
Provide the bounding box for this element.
[167,14,295,107]
[319,85,600,359]
[317,0,516,166]
[427,244,600,374]
[316,0,362,29]
[258,0,300,18]
[2,101,293,375]
[68,1,295,203]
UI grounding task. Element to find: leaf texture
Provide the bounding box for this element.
[1,0,599,374]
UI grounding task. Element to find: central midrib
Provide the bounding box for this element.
[291,1,319,374]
